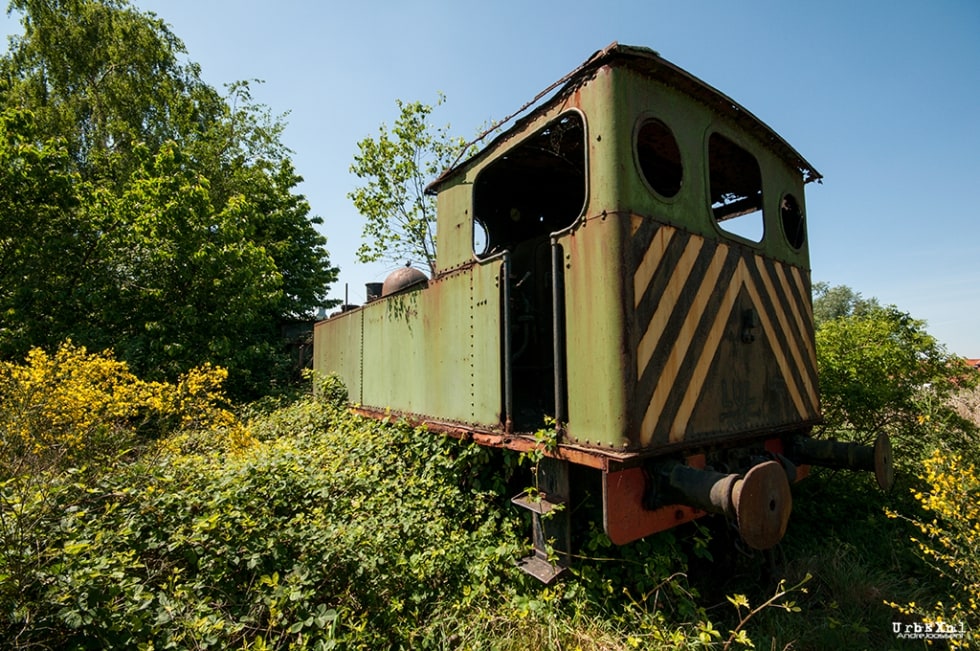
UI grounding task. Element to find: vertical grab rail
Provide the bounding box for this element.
[551,236,567,426]
[502,251,513,433]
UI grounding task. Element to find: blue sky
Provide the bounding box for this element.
[4,1,978,356]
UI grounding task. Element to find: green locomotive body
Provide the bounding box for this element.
[314,44,890,580]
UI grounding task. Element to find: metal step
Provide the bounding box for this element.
[511,457,571,583]
[516,552,566,583]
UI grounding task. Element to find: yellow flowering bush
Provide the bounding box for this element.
[0,342,247,476]
[888,449,980,647]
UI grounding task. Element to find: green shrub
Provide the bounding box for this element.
[0,362,818,649]
[0,393,524,648]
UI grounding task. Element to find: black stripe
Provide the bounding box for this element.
[634,229,692,342]
[629,216,661,265]
[636,238,721,444]
[744,258,814,416]
[770,262,818,394]
[656,245,743,443]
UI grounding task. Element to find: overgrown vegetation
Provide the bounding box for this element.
[4,319,975,649]
[0,349,517,648]
[803,285,980,648]
[0,344,821,649]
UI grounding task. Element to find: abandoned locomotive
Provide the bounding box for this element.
[313,44,892,581]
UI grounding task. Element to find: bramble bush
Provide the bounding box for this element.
[0,357,816,648]
[0,361,527,648]
[0,342,250,646]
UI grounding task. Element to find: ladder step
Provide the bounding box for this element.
[511,458,572,582]
[511,490,566,515]
[516,553,567,584]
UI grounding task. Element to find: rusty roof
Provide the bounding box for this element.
[428,42,822,194]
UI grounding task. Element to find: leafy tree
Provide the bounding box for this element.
[348,95,469,275]
[813,287,975,458]
[0,0,338,399]
[811,281,880,327]
[0,109,85,356]
[101,143,285,387]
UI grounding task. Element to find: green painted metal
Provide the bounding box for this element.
[316,43,822,460]
[313,309,362,402]
[315,260,504,428]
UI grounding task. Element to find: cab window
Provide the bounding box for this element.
[708,133,763,242]
[473,112,586,255]
[636,118,682,198]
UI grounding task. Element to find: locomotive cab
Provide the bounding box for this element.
[315,43,892,581]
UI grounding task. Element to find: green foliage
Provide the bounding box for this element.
[814,298,974,460]
[0,108,83,356]
[0,0,338,400]
[807,283,980,648]
[811,282,880,327]
[0,382,524,648]
[1,0,217,176]
[0,361,817,649]
[348,95,471,275]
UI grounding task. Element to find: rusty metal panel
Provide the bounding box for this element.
[433,179,477,273]
[469,260,505,423]
[361,290,426,413]
[558,215,630,450]
[313,309,363,403]
[626,220,819,449]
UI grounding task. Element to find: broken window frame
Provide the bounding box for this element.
[779,192,806,250]
[472,110,587,258]
[707,132,765,243]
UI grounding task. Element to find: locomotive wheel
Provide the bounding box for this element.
[874,432,895,492]
[732,460,792,550]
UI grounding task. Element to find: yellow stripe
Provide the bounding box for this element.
[635,236,702,381]
[630,214,644,237]
[742,263,807,418]
[670,245,741,443]
[633,227,675,308]
[774,263,818,408]
[668,252,741,442]
[790,266,818,371]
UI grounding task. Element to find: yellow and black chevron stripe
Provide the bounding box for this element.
[629,217,819,447]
